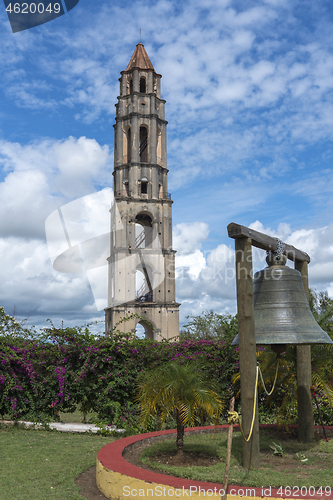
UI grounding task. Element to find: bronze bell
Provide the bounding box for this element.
[232,252,333,353]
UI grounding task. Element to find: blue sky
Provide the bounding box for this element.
[1,0,333,331]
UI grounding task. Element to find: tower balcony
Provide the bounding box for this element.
[135,292,153,303]
[114,190,172,201]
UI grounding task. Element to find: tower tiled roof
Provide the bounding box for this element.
[126,43,155,71]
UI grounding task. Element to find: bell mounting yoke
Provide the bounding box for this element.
[228,222,332,352]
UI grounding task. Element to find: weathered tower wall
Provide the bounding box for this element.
[105,43,180,340]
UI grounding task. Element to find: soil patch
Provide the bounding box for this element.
[123,426,333,475]
[75,466,108,500]
[123,441,220,468]
[148,450,220,467]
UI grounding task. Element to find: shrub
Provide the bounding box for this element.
[0,309,239,426]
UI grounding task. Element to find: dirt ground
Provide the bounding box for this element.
[76,467,108,500]
[122,440,221,469]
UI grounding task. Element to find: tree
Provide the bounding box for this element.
[309,289,333,337]
[180,310,238,342]
[135,361,224,454]
[308,290,333,412]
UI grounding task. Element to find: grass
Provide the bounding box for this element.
[1,409,98,424]
[0,423,116,500]
[58,409,99,424]
[139,429,333,488]
[1,418,332,498]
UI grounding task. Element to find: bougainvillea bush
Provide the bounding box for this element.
[0,307,239,431]
[2,305,333,431]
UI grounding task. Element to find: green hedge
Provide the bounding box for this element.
[0,311,239,429]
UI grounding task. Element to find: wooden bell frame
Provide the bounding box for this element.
[228,223,313,469]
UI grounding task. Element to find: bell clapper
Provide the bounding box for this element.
[271,344,287,354]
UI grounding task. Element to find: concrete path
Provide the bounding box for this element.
[0,420,125,434]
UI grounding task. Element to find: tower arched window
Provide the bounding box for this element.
[159,182,163,199]
[126,127,131,163]
[123,180,129,197]
[135,213,153,248]
[140,77,146,93]
[156,127,162,165]
[123,127,131,163]
[129,78,133,94]
[135,320,154,340]
[140,176,148,195]
[139,126,148,162]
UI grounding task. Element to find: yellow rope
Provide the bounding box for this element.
[258,358,280,396]
[228,359,280,442]
[228,366,259,442]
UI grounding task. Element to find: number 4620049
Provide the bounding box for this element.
[6,3,61,14]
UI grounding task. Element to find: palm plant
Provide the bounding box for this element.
[135,361,224,454]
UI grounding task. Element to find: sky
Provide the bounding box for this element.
[1,0,333,333]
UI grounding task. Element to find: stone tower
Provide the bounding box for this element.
[105,43,180,340]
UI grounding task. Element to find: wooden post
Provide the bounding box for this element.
[235,237,260,468]
[228,223,316,447]
[295,260,314,442]
[222,397,235,500]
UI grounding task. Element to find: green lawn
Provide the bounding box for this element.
[1,423,332,499]
[58,409,99,424]
[0,424,116,500]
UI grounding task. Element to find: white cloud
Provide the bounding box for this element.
[2,0,333,196]
[0,236,99,325]
[179,296,237,325]
[5,80,57,110]
[52,136,110,197]
[249,220,333,288]
[173,222,209,255]
[0,168,49,238]
[0,135,111,326]
[249,220,292,241]
[175,218,333,325]
[195,244,235,300]
[176,250,206,280]
[175,237,237,315]
[293,169,333,203]
[0,136,111,238]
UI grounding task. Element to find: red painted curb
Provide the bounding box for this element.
[97,425,333,499]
